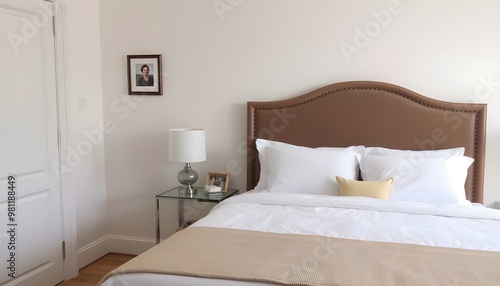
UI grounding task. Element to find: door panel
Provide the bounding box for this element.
[0,1,64,285]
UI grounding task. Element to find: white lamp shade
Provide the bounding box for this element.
[169,129,206,163]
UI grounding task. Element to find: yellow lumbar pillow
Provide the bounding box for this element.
[335,176,394,199]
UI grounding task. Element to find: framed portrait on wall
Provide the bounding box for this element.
[127,54,163,95]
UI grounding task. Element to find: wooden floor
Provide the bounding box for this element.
[57,253,135,286]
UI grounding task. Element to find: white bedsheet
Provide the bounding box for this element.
[195,192,500,252]
[102,192,500,286]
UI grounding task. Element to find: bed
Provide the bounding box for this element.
[99,81,500,286]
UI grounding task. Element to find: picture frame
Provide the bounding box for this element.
[205,172,230,193]
[127,54,163,95]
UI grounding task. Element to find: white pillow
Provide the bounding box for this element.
[263,145,360,195]
[254,138,364,193]
[365,146,464,157]
[359,155,474,204]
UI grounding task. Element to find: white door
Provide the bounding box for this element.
[0,0,64,285]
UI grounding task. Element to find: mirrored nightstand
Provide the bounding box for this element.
[155,186,239,244]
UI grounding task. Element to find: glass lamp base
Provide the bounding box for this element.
[177,163,198,196]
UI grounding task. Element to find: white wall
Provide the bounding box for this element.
[98,0,500,250]
[62,0,108,267]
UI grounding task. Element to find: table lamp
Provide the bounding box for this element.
[168,128,206,195]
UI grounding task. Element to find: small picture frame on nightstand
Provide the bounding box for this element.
[205,172,230,193]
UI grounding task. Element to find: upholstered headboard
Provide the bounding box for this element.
[247,81,487,203]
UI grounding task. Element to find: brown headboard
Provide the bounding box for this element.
[247,81,487,203]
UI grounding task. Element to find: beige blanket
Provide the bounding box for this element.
[99,227,500,286]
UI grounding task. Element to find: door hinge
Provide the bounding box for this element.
[52,16,55,36]
[62,241,66,260]
[57,129,61,150]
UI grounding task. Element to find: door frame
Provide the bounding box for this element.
[53,5,78,280]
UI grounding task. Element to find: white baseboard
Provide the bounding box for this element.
[108,235,156,255]
[77,236,109,269]
[77,235,156,269]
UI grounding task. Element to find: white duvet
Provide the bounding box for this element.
[194,192,500,252]
[102,192,500,286]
